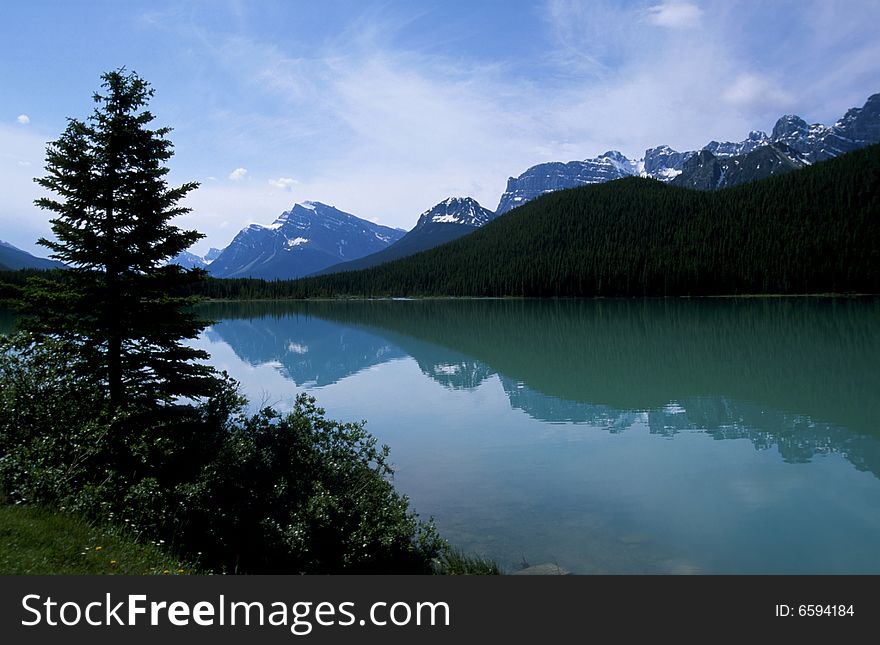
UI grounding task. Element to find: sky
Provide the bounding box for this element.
[2,0,879,256]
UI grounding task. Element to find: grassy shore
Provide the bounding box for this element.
[0,503,199,575]
[1,503,501,575]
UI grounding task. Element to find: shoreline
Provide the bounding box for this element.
[194,292,879,303]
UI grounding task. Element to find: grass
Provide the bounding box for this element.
[0,503,201,575]
[434,547,501,575]
[1,502,501,575]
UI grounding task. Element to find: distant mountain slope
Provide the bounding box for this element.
[208,202,404,280]
[288,144,880,298]
[671,143,809,190]
[496,92,880,212]
[496,151,640,214]
[316,197,495,275]
[169,250,209,270]
[703,130,769,158]
[0,241,66,270]
[168,247,223,269]
[203,247,222,262]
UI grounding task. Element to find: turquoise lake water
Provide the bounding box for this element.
[186,298,880,574]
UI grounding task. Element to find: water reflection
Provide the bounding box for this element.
[199,298,880,479]
[204,314,404,387]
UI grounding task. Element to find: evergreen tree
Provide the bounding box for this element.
[23,69,214,409]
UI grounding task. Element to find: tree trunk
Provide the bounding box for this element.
[105,202,123,409]
[108,332,123,408]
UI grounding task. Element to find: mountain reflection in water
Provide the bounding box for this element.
[199,298,880,480]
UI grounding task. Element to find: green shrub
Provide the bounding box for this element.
[0,333,444,573]
[0,334,112,507]
[172,397,443,573]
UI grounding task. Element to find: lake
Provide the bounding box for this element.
[188,297,880,574]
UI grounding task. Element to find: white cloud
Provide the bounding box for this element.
[196,29,738,234]
[128,1,880,251]
[0,123,53,254]
[268,176,298,191]
[228,167,248,181]
[645,2,703,29]
[16,114,30,125]
[178,181,295,253]
[722,73,794,111]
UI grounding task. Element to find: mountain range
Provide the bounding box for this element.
[314,197,496,275]
[497,92,880,212]
[283,143,880,298]
[206,92,880,280]
[7,93,878,280]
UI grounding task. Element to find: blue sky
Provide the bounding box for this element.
[2,0,879,255]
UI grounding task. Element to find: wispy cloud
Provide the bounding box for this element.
[6,0,879,256]
[162,1,880,252]
[0,123,53,253]
[268,177,298,191]
[645,2,703,29]
[722,73,794,112]
[16,114,30,125]
[543,0,641,74]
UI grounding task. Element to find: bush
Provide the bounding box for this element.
[0,333,444,573]
[172,397,443,573]
[0,334,113,507]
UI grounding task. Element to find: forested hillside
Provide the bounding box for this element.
[189,144,880,298]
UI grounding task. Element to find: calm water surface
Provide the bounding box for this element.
[186,298,879,573]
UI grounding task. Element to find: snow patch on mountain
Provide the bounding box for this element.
[286,237,308,248]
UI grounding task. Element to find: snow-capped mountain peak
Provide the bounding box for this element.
[703,130,769,158]
[208,201,405,279]
[772,114,810,141]
[415,197,495,229]
[598,150,639,175]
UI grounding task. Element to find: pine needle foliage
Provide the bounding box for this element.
[21,69,214,408]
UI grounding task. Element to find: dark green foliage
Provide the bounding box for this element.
[0,334,444,574]
[0,270,29,303]
[193,145,879,298]
[0,335,111,507]
[20,69,213,408]
[175,396,442,574]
